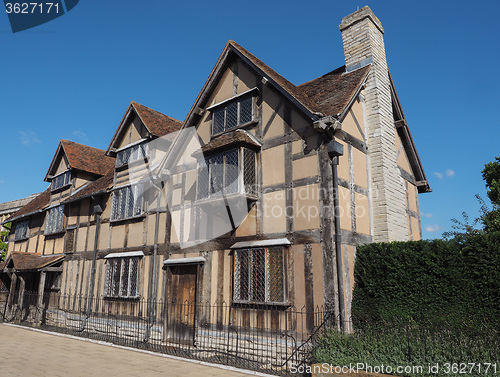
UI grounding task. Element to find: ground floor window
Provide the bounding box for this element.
[233,247,286,304]
[105,257,140,299]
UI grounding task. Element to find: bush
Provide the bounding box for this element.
[351,234,500,328]
[313,321,499,377]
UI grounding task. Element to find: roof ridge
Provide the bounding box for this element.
[60,139,107,153]
[131,101,183,124]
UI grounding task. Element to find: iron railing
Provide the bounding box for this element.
[0,291,331,375]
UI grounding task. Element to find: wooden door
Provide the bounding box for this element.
[165,265,197,344]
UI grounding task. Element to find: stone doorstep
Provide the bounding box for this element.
[311,364,395,377]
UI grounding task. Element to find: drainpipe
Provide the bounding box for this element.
[328,142,346,333]
[144,180,164,342]
[84,201,103,328]
[315,116,347,332]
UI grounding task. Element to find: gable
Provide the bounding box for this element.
[54,150,70,176]
[107,101,183,155]
[390,74,430,193]
[116,113,149,150]
[45,140,115,181]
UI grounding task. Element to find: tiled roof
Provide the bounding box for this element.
[228,41,370,118]
[227,41,322,115]
[5,188,51,223]
[61,140,115,177]
[131,101,183,137]
[1,251,64,271]
[298,65,371,117]
[201,129,262,154]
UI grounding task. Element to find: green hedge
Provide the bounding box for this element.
[351,233,500,327]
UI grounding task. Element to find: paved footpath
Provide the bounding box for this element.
[0,323,270,377]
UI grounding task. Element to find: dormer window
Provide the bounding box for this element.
[51,170,71,191]
[116,142,149,168]
[208,89,257,137]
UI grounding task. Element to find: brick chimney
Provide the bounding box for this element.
[340,7,407,242]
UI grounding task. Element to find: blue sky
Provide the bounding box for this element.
[1,0,499,239]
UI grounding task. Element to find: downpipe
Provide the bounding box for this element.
[143,181,163,343]
[81,201,103,332]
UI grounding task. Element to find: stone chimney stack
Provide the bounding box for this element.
[340,7,407,242]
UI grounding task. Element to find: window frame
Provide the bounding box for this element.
[197,147,257,201]
[233,246,288,305]
[104,254,142,299]
[110,184,145,222]
[44,205,65,235]
[209,90,257,138]
[51,170,72,192]
[14,220,29,241]
[115,141,149,168]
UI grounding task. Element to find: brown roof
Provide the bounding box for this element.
[186,40,370,125]
[63,167,115,204]
[131,101,183,137]
[61,140,115,177]
[201,129,262,154]
[5,188,51,223]
[2,252,64,271]
[298,65,371,117]
[227,41,322,115]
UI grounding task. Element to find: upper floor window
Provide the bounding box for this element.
[45,205,64,235]
[116,142,149,168]
[210,93,255,136]
[197,147,257,200]
[233,246,286,304]
[14,220,29,241]
[105,255,141,299]
[111,185,144,221]
[51,170,71,191]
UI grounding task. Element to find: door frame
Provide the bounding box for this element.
[163,259,204,344]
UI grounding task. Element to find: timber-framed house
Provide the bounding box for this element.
[1,6,429,347]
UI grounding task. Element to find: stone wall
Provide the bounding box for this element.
[340,7,408,242]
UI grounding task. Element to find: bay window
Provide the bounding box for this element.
[197,147,257,200]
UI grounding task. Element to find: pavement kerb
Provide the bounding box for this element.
[2,323,276,377]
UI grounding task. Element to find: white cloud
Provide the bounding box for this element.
[433,172,443,179]
[424,224,443,233]
[446,169,455,177]
[421,212,433,218]
[19,131,41,146]
[72,130,87,140]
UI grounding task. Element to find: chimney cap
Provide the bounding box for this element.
[339,6,384,34]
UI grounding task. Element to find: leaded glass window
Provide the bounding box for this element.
[116,142,149,167]
[51,171,71,191]
[111,185,144,221]
[233,247,286,304]
[211,94,254,136]
[45,205,65,235]
[105,257,140,298]
[197,147,257,199]
[14,220,29,241]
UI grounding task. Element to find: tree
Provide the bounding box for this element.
[481,157,500,233]
[482,156,500,206]
[0,222,10,262]
[444,157,500,239]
